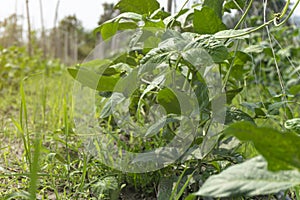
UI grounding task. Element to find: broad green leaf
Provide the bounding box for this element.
[225,107,254,125]
[100,93,125,118]
[112,52,138,66]
[182,48,213,70]
[241,102,266,117]
[184,194,196,200]
[150,8,171,20]
[200,121,224,158]
[191,35,229,63]
[99,22,119,40]
[157,175,178,200]
[115,0,160,15]
[180,145,203,162]
[144,116,166,137]
[159,37,189,51]
[195,156,300,197]
[285,118,300,134]
[232,51,251,66]
[225,87,243,104]
[79,59,111,69]
[115,12,143,21]
[224,121,300,171]
[139,51,173,74]
[157,88,181,115]
[162,29,183,40]
[267,101,287,115]
[100,100,112,119]
[75,60,130,78]
[140,31,229,74]
[118,22,138,30]
[114,69,138,97]
[109,63,132,74]
[193,7,227,34]
[229,51,252,81]
[138,36,188,74]
[144,18,165,28]
[191,72,209,111]
[203,0,224,19]
[208,45,229,63]
[244,44,265,54]
[139,74,164,102]
[289,84,300,95]
[94,12,142,40]
[68,68,120,92]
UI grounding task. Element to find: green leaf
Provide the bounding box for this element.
[285,118,300,134]
[241,102,266,117]
[100,93,125,118]
[244,44,265,54]
[191,72,209,111]
[226,87,243,104]
[232,51,251,66]
[150,8,171,20]
[184,194,196,200]
[68,68,120,92]
[118,22,138,30]
[203,0,224,19]
[208,45,229,63]
[157,175,178,200]
[180,145,203,162]
[193,7,227,34]
[228,51,252,81]
[144,116,166,137]
[99,22,119,40]
[224,121,300,171]
[157,88,181,115]
[144,18,165,28]
[94,12,142,40]
[267,101,287,115]
[182,48,213,70]
[115,0,160,15]
[290,84,300,95]
[225,107,254,125]
[195,156,300,197]
[188,34,229,63]
[79,59,111,68]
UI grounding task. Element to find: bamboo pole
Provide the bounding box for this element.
[39,0,46,57]
[25,0,32,56]
[53,0,60,58]
[167,0,173,13]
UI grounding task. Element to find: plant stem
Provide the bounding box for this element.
[276,0,299,26]
[216,19,274,40]
[279,0,290,18]
[233,0,254,30]
[216,0,299,40]
[167,0,190,28]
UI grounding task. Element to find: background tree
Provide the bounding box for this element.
[48,15,97,64]
[98,3,119,25]
[0,14,23,47]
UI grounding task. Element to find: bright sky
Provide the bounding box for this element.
[0,0,299,31]
[0,0,173,31]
